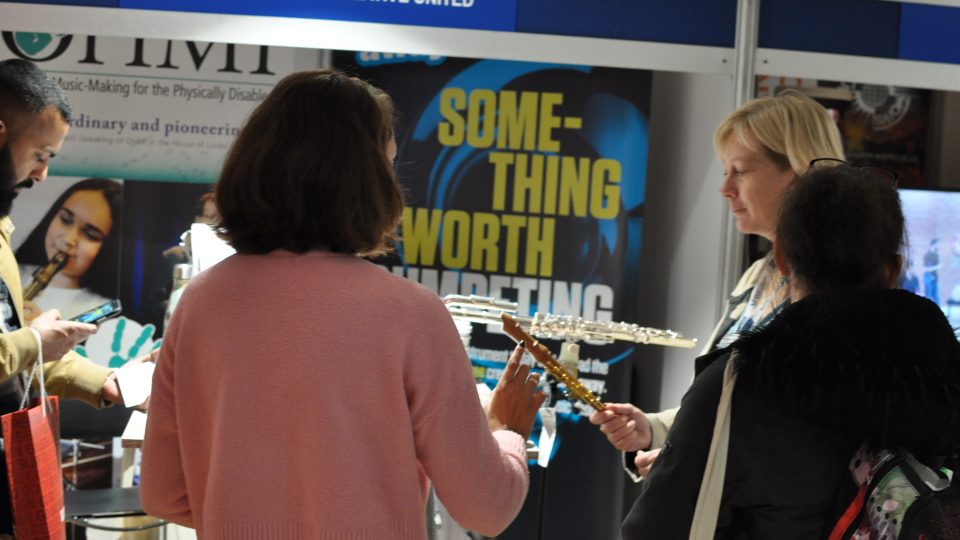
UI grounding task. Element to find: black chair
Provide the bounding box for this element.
[65,486,167,534]
[58,400,167,535]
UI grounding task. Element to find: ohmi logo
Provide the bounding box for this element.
[1,32,275,75]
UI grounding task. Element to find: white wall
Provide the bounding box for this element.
[635,70,733,411]
[937,91,960,187]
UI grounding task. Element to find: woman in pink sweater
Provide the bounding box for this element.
[140,70,546,539]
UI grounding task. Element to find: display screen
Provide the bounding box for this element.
[899,188,960,330]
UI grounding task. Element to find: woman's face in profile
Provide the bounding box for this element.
[197,199,218,225]
[44,189,113,284]
[719,134,796,240]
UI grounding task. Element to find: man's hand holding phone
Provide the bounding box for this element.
[29,308,97,361]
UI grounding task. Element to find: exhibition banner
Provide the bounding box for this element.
[0,31,292,182]
[335,51,651,539]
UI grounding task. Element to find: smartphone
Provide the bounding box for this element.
[71,299,122,324]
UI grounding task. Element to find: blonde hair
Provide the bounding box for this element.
[713,89,844,174]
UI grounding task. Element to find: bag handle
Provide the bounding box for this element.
[689,355,737,540]
[17,333,49,416]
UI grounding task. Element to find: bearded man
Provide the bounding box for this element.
[0,57,124,534]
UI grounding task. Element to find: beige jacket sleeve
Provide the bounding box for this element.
[0,218,110,407]
[621,407,680,483]
[42,350,112,406]
[645,407,679,451]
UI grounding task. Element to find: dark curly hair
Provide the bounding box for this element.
[0,59,72,129]
[776,163,904,292]
[215,69,402,256]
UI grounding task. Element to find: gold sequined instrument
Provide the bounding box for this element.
[500,313,607,412]
[23,251,68,302]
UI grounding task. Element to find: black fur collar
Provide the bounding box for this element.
[730,289,960,455]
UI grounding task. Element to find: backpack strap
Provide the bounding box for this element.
[827,483,868,540]
[902,451,950,493]
[942,453,960,478]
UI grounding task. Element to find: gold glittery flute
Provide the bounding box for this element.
[24,251,68,302]
[501,313,607,412]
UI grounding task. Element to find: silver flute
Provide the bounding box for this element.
[443,294,696,348]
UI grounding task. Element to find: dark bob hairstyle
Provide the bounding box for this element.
[16,177,123,299]
[215,69,402,256]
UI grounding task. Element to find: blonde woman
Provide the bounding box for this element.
[622,161,960,539]
[591,90,845,479]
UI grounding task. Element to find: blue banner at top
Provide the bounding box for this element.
[118,0,518,32]
[899,3,960,65]
[15,0,960,67]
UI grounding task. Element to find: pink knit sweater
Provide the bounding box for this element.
[141,251,529,539]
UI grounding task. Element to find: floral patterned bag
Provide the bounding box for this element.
[829,447,960,540]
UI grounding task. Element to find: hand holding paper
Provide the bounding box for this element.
[114,359,156,409]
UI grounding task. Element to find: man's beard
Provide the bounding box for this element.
[0,143,20,218]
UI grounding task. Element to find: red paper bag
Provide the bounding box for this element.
[1,395,65,540]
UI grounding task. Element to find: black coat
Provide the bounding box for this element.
[622,289,960,539]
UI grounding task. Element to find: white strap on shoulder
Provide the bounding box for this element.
[689,354,738,540]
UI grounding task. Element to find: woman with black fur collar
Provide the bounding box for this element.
[622,162,960,539]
